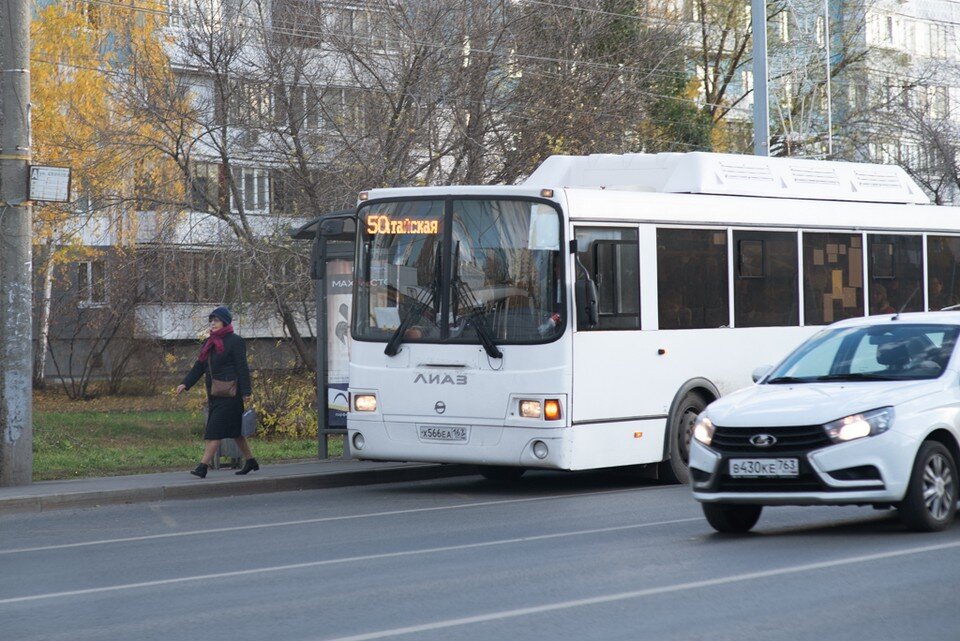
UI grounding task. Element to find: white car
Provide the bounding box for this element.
[690,312,960,533]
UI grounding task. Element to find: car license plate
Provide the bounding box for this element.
[729,458,799,478]
[418,425,469,442]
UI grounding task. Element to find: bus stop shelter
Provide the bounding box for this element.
[292,211,357,458]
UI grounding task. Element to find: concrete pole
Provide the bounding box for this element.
[0,0,34,486]
[823,0,833,157]
[752,0,770,156]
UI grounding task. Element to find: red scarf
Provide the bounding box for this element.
[199,324,233,362]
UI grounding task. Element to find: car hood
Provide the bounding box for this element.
[706,379,942,427]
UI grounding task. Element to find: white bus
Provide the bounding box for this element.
[345,151,955,482]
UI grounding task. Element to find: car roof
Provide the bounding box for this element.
[828,311,960,329]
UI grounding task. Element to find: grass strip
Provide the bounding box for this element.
[33,409,339,481]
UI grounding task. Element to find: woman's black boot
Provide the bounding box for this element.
[236,458,260,475]
[190,463,208,478]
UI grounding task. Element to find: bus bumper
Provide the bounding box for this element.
[347,418,573,469]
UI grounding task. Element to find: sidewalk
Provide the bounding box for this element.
[0,459,475,515]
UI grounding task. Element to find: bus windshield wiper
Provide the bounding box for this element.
[384,245,442,357]
[451,242,503,360]
[383,291,434,357]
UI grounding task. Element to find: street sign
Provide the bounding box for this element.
[28,165,71,202]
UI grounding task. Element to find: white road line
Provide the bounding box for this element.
[319,538,960,641]
[0,517,702,605]
[0,487,656,556]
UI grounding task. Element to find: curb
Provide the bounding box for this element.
[0,463,476,516]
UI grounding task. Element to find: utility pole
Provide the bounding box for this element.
[752,0,770,156]
[0,0,34,486]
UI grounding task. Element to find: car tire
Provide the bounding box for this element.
[897,441,957,532]
[658,391,708,485]
[702,503,763,534]
[478,465,526,482]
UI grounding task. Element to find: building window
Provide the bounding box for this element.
[78,260,106,306]
[191,163,221,213]
[657,228,728,329]
[230,167,269,213]
[929,23,949,59]
[575,227,640,330]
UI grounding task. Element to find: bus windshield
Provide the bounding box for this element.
[354,198,565,347]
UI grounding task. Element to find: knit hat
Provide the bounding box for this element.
[209,306,232,325]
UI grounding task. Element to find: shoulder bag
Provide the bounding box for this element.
[207,358,237,398]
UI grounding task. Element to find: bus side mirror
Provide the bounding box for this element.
[576,279,599,329]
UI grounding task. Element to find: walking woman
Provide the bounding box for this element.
[176,306,258,478]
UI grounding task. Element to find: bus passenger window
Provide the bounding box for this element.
[734,231,798,327]
[803,232,863,325]
[657,228,728,329]
[574,227,640,330]
[868,235,922,315]
[927,236,960,311]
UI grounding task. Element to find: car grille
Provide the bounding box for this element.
[710,424,832,454]
[707,424,840,493]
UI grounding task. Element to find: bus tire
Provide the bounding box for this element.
[658,390,708,484]
[478,465,526,482]
[702,503,762,534]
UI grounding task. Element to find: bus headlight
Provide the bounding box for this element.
[354,394,377,412]
[692,415,715,446]
[518,399,562,420]
[520,400,542,418]
[352,432,365,450]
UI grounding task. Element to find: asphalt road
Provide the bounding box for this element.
[2,471,959,641]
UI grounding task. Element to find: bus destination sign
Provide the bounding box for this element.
[366,214,439,235]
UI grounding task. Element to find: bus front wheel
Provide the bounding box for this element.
[658,391,708,485]
[478,465,526,482]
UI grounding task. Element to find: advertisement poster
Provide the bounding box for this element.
[326,259,353,427]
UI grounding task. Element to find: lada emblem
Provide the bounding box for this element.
[435,401,446,415]
[750,433,777,448]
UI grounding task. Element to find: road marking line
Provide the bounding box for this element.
[0,517,701,605]
[318,538,960,641]
[0,487,660,555]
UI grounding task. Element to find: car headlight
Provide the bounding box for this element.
[692,414,715,446]
[823,407,894,443]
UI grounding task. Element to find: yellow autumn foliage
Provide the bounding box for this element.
[31,0,182,252]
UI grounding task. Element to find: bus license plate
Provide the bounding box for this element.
[418,425,469,442]
[729,458,799,478]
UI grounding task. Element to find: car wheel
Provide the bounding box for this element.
[702,503,763,534]
[898,441,957,532]
[478,465,526,482]
[658,391,708,485]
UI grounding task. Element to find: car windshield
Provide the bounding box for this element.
[353,198,564,346]
[765,323,959,383]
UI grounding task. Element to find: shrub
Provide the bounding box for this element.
[250,372,317,439]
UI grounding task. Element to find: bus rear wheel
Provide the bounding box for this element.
[478,465,526,482]
[658,391,707,485]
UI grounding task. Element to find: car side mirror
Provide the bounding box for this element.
[752,365,773,383]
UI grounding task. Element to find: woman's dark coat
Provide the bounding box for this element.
[181,334,252,440]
